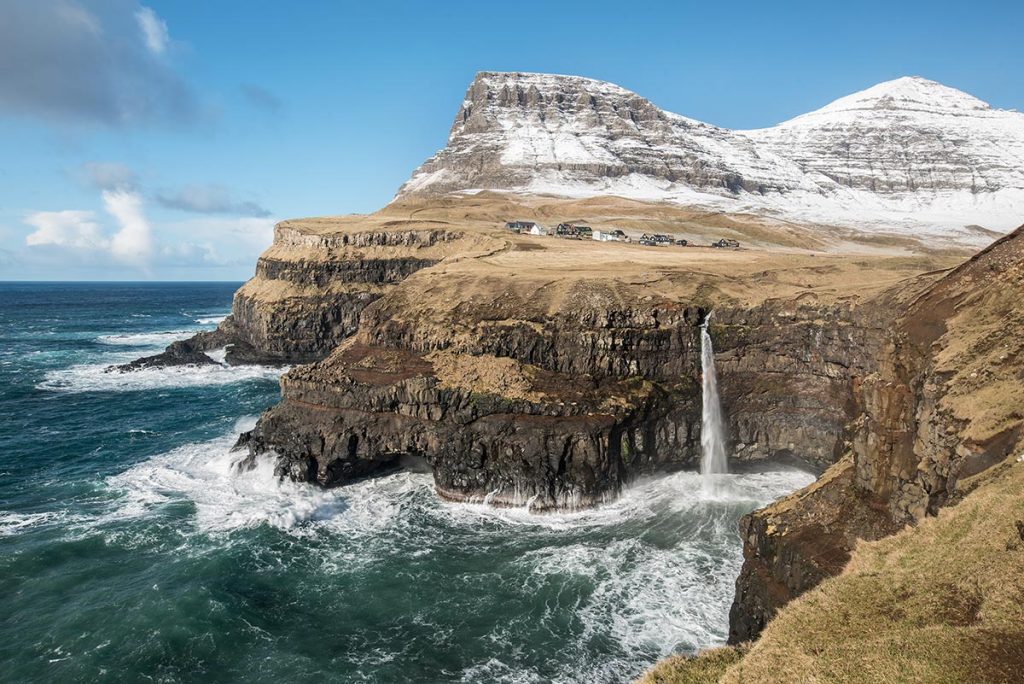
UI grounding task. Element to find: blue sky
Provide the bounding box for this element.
[1,0,1021,280]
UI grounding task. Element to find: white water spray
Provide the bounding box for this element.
[700,314,728,493]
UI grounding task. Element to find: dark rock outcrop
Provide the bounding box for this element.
[239,283,895,510]
[242,343,700,510]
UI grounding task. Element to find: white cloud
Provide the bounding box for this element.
[25,210,107,249]
[165,215,276,259]
[24,191,154,268]
[103,190,154,265]
[135,6,168,55]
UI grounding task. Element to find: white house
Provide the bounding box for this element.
[592,229,627,242]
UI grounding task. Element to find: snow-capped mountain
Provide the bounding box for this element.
[397,72,1024,241]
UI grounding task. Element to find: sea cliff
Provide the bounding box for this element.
[120,194,1019,675]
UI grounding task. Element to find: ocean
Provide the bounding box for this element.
[0,282,813,683]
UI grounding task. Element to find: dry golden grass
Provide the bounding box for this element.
[639,646,748,684]
[244,193,969,316]
[426,350,543,402]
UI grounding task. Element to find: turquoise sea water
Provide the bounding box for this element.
[0,283,813,683]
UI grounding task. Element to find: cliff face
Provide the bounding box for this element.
[224,225,470,363]
[240,290,883,510]
[728,226,1024,643]
[221,198,951,511]
[714,301,886,469]
[119,218,503,369]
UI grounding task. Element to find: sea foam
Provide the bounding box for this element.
[100,418,812,682]
[37,362,284,393]
[194,314,228,325]
[106,417,346,533]
[95,330,197,347]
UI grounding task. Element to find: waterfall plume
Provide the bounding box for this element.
[700,314,728,492]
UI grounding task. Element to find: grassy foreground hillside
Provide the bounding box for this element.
[641,454,1024,683]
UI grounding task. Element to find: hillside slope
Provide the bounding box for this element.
[645,226,1024,681]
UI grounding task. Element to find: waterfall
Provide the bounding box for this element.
[700,314,728,491]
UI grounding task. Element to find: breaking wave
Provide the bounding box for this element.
[95,330,197,347]
[37,362,284,393]
[194,314,228,325]
[106,417,348,533]
[0,510,80,537]
[98,421,812,681]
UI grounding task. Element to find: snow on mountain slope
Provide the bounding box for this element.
[397,72,1024,243]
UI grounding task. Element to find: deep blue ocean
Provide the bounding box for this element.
[0,282,812,683]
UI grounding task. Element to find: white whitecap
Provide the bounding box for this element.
[0,510,84,537]
[205,347,228,364]
[195,314,228,325]
[37,362,284,393]
[106,420,345,533]
[95,330,196,347]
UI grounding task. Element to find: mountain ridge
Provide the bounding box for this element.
[397,72,1024,243]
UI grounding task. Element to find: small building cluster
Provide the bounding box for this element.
[502,220,740,250]
[637,233,675,246]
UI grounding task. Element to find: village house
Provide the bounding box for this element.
[592,229,627,242]
[505,220,545,234]
[638,233,673,246]
[555,223,593,239]
[711,238,741,249]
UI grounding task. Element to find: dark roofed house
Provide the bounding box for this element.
[555,223,592,239]
[712,238,740,249]
[505,220,540,233]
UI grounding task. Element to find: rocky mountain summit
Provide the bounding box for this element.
[399,72,1024,242]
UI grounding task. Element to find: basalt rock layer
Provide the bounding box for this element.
[241,342,701,511]
[114,217,502,371]
[222,198,956,510]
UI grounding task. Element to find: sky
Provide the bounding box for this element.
[1,0,1022,280]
